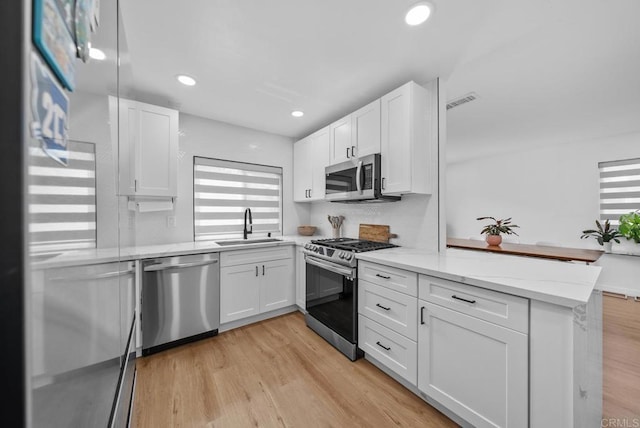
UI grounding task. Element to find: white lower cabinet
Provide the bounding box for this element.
[417,301,528,428]
[359,315,417,384]
[295,246,306,309]
[220,247,294,324]
[358,262,418,385]
[359,261,530,427]
[220,264,262,323]
[260,259,295,313]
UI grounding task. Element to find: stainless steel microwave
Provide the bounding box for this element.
[324,153,400,203]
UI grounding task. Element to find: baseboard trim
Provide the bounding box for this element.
[220,306,298,332]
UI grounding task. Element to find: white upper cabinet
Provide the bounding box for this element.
[380,81,433,195]
[351,99,381,159]
[329,99,381,165]
[293,126,329,202]
[116,98,179,198]
[293,136,312,201]
[329,114,352,165]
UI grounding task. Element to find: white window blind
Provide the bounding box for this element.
[194,157,282,241]
[29,141,97,253]
[599,157,640,226]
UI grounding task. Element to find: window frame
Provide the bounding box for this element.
[28,140,98,254]
[193,156,283,242]
[598,157,640,227]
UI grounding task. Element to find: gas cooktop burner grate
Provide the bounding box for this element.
[310,237,398,253]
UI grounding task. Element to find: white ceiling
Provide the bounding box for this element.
[108,0,640,161]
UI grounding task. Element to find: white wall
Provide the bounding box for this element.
[308,194,439,250]
[128,112,306,246]
[446,131,640,293]
[68,91,119,249]
[446,131,639,249]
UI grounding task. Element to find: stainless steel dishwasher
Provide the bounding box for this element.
[142,253,220,355]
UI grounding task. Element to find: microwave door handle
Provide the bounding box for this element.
[356,160,363,194]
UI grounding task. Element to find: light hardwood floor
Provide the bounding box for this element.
[132,312,456,428]
[603,294,640,420]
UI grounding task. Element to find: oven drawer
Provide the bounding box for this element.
[358,315,417,385]
[359,280,417,340]
[358,261,418,297]
[418,274,529,334]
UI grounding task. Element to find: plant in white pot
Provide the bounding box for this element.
[476,216,519,246]
[580,219,622,253]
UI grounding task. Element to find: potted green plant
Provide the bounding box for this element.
[580,219,622,253]
[618,210,640,244]
[476,216,519,246]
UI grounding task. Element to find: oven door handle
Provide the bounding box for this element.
[305,256,355,278]
[356,160,363,194]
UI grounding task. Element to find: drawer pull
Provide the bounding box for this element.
[375,273,391,279]
[376,341,391,351]
[376,303,391,311]
[452,295,476,304]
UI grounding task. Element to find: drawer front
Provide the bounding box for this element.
[358,315,417,385]
[419,274,529,334]
[221,245,293,267]
[359,280,417,340]
[358,261,418,296]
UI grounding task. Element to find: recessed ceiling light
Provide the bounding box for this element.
[291,110,304,118]
[405,2,433,26]
[89,47,106,60]
[176,74,197,86]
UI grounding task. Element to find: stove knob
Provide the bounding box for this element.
[346,254,353,261]
[338,252,345,259]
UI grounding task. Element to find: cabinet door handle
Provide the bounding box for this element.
[376,303,391,311]
[308,189,311,198]
[452,295,476,304]
[346,147,350,159]
[420,306,425,325]
[262,265,265,276]
[351,146,356,158]
[375,273,391,279]
[376,341,391,351]
[134,179,138,192]
[255,266,258,277]
[381,177,385,190]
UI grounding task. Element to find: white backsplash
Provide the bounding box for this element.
[308,194,439,250]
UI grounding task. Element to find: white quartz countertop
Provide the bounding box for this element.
[31,234,321,269]
[357,247,602,308]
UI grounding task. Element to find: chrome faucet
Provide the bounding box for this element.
[243,208,253,239]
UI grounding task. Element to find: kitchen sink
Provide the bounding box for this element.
[215,238,282,246]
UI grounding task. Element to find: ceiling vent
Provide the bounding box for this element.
[446,92,478,110]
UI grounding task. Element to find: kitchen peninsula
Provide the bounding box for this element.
[356,247,602,428]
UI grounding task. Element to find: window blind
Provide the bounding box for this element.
[28,141,97,253]
[599,157,640,226]
[194,157,282,241]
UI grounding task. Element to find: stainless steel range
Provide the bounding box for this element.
[303,237,398,360]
